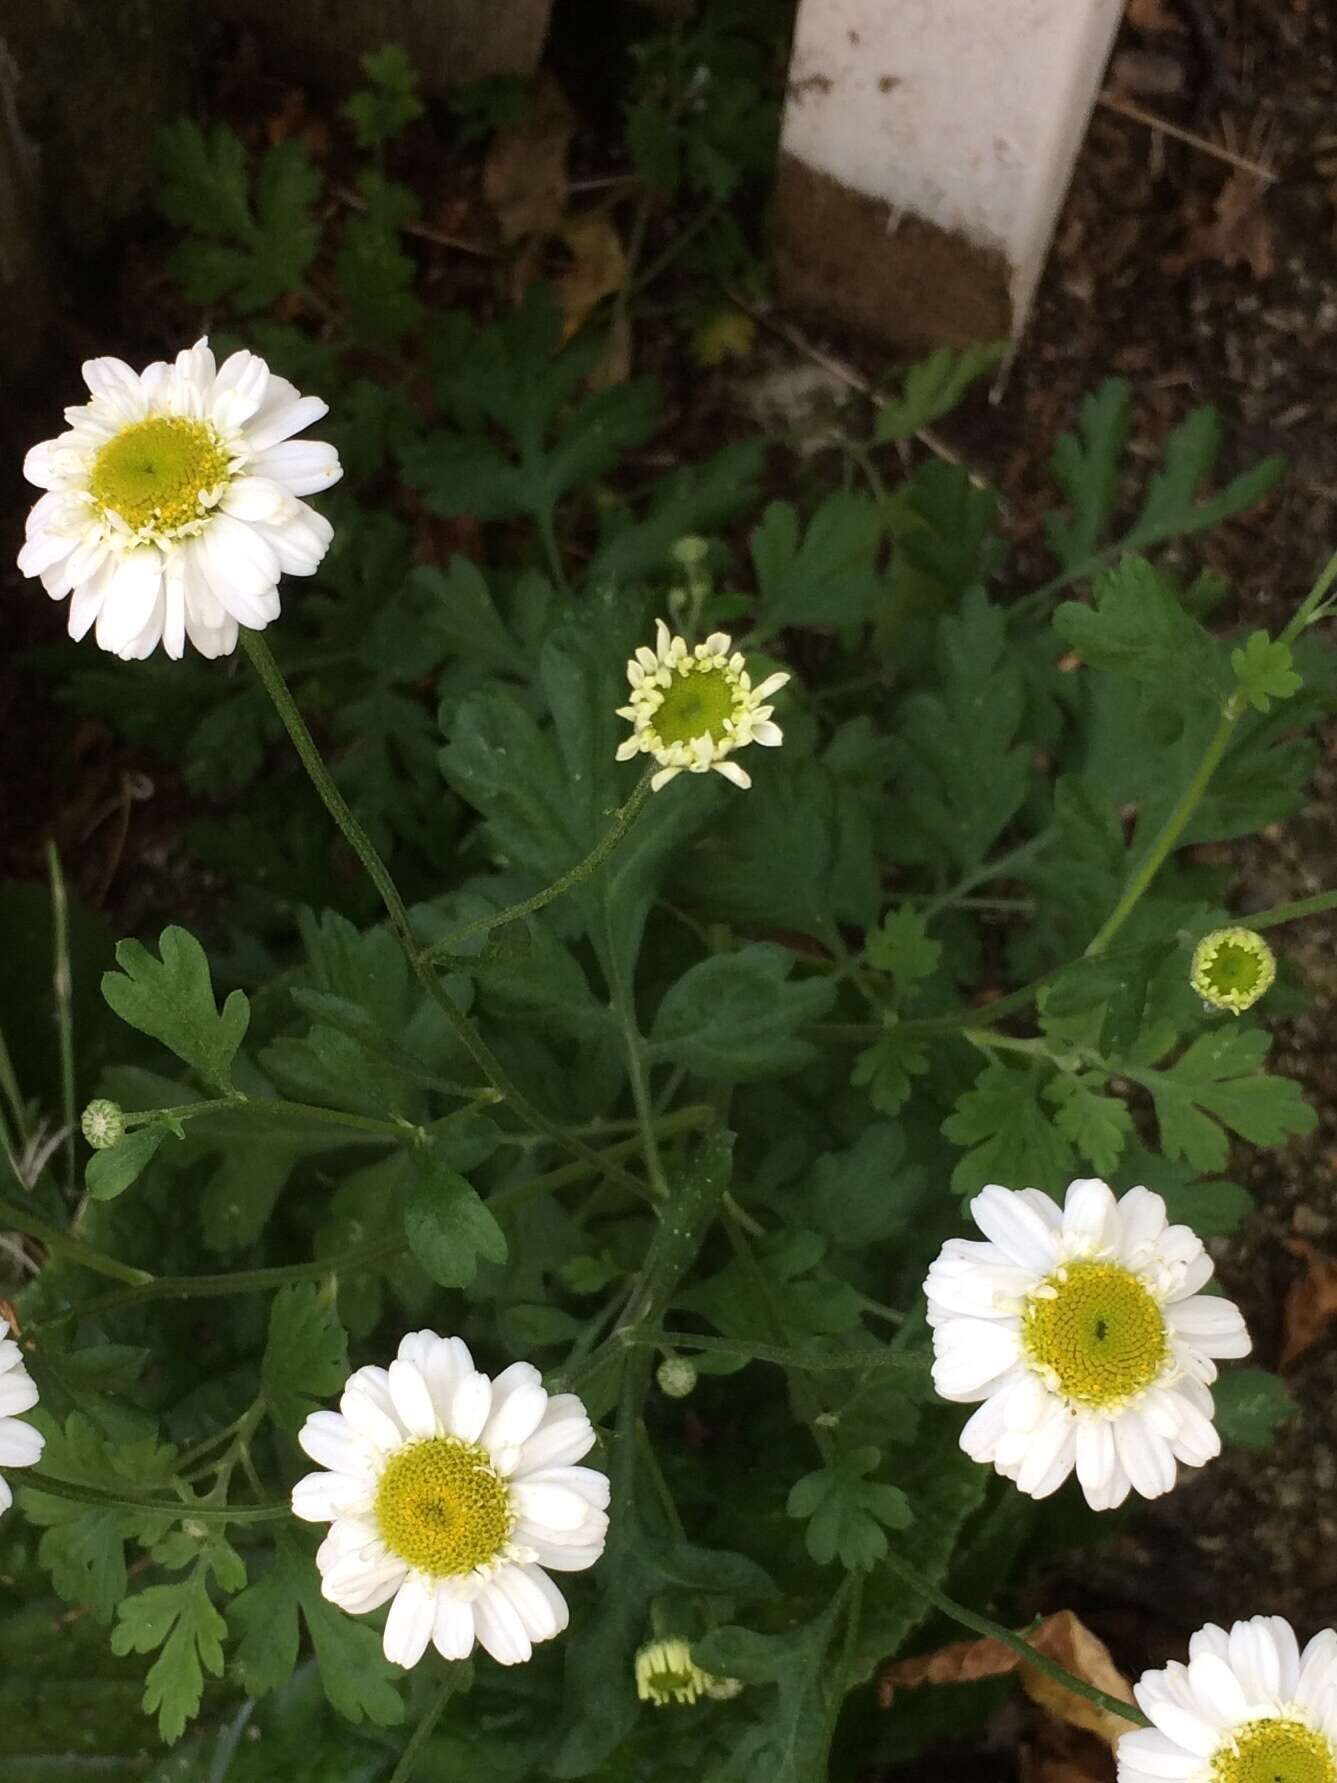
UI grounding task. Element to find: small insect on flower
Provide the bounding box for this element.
[616,619,788,792]
[924,1178,1251,1509]
[291,1330,608,1670]
[0,1320,44,1515]
[1191,927,1277,1016]
[635,1637,741,1707]
[1117,1614,1337,1783]
[18,338,341,661]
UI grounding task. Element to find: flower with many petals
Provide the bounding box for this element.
[18,338,340,660]
[1118,1614,1337,1783]
[924,1178,1250,1509]
[615,619,787,792]
[292,1330,607,1669]
[0,1321,44,1513]
[1191,927,1277,1016]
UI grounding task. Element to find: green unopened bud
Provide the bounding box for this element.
[670,535,709,570]
[704,1674,744,1702]
[81,1099,125,1150]
[1190,927,1276,1015]
[656,1354,698,1399]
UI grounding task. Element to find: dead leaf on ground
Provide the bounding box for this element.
[1125,0,1184,31]
[1281,1236,1337,1367]
[555,214,628,336]
[880,1610,1136,1750]
[1164,170,1276,280]
[483,76,575,242]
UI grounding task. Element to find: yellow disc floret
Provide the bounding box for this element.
[1021,1261,1168,1410]
[374,1437,513,1577]
[89,416,232,539]
[1212,1718,1337,1783]
[651,661,740,749]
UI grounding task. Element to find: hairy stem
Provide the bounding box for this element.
[0,1196,153,1286]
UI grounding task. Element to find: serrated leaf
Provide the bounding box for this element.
[111,1545,241,1744]
[852,1028,930,1117]
[648,943,835,1080]
[864,909,942,999]
[1044,378,1131,572]
[343,43,424,149]
[787,1449,912,1571]
[102,926,249,1091]
[1126,1028,1315,1172]
[1055,556,1225,697]
[261,1284,348,1429]
[943,1061,1076,1198]
[1231,630,1302,713]
[404,1147,507,1289]
[875,342,1004,443]
[1044,1075,1133,1177]
[750,491,883,633]
[1212,1367,1296,1450]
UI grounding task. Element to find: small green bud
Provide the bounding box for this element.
[670,535,709,570]
[1190,927,1276,1015]
[656,1355,698,1399]
[81,1099,125,1150]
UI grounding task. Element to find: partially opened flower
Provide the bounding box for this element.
[1191,927,1277,1016]
[616,619,788,792]
[924,1178,1250,1509]
[292,1330,608,1669]
[0,1321,44,1513]
[18,338,341,660]
[1118,1615,1337,1783]
[635,1636,741,1707]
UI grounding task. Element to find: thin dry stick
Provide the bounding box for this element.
[725,289,992,492]
[1098,91,1279,184]
[329,182,497,256]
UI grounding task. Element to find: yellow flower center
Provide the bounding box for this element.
[89,416,232,537]
[374,1438,513,1577]
[652,664,738,748]
[1021,1260,1168,1409]
[1213,1718,1337,1783]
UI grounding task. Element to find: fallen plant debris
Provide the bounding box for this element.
[1281,1236,1337,1367]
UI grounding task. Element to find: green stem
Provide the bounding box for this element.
[389,1671,459,1783]
[1086,707,1238,958]
[418,772,654,966]
[34,1236,404,1331]
[923,831,1051,920]
[878,1552,1148,1728]
[46,843,77,1195]
[21,1472,289,1525]
[0,1196,153,1286]
[627,1330,922,1372]
[1241,888,1337,932]
[242,631,642,1192]
[1281,545,1337,644]
[487,1106,712,1215]
[122,1093,423,1143]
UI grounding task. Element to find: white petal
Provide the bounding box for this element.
[959,1390,1009,1463]
[382,1574,437,1669]
[254,438,343,496]
[0,1418,44,1468]
[473,1581,533,1665]
[210,349,271,431]
[82,355,146,414]
[1075,1417,1115,1501]
[1114,1415,1176,1499]
[1186,1652,1251,1725]
[1115,1726,1205,1778]
[1062,1178,1118,1251]
[514,1404,596,1472]
[199,514,281,626]
[0,1474,11,1516]
[245,392,329,454]
[0,1373,39,1419]
[514,1534,605,1573]
[1014,1407,1075,1498]
[340,1376,403,1452]
[449,1372,492,1444]
[1297,1628,1337,1710]
[510,1479,601,1534]
[1165,1295,1251,1357]
[297,1411,372,1477]
[94,550,163,656]
[386,1360,440,1441]
[220,476,293,525]
[1225,1616,1284,1701]
[1116,1186,1170,1262]
[970,1185,1060,1273]
[930,1317,1022,1400]
[484,1375,548,1465]
[713,759,751,789]
[1135,1692,1219,1759]
[432,1590,477,1661]
[17,527,77,578]
[291,1471,371,1522]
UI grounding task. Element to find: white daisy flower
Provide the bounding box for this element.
[291,1330,608,1669]
[1118,1615,1337,1783]
[18,338,341,661]
[615,618,788,792]
[0,1320,44,1514]
[924,1178,1251,1509]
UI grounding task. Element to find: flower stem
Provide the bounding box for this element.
[878,1552,1148,1728]
[122,1093,426,1143]
[21,1472,289,1524]
[389,1667,469,1783]
[419,772,654,965]
[46,842,77,1195]
[0,1196,153,1286]
[1239,888,1337,931]
[241,631,643,1193]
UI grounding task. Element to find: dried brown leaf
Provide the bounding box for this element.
[1125,0,1183,30]
[555,214,628,336]
[1282,1237,1337,1368]
[880,1611,1135,1750]
[483,76,575,242]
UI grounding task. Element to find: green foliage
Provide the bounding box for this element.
[24,29,1333,1776]
[101,926,249,1091]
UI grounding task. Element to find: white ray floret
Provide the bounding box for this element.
[0,1320,44,1514]
[615,619,788,792]
[923,1178,1250,1509]
[292,1330,608,1669]
[18,338,341,661]
[1118,1614,1337,1783]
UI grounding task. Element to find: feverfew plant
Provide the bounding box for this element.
[5,36,1337,1783]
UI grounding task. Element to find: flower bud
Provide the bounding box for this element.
[1190,927,1276,1015]
[81,1099,125,1150]
[656,1355,698,1399]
